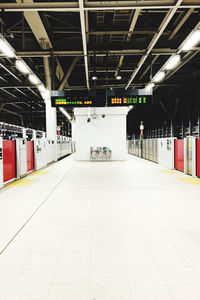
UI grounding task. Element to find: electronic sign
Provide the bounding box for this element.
[107,95,152,106]
[51,90,152,108]
[51,96,95,108]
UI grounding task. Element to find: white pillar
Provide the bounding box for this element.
[0,138,3,188]
[184,138,187,174]
[192,137,197,177]
[45,99,57,161]
[32,130,36,140]
[22,127,26,139]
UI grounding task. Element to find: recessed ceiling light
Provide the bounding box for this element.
[92,75,97,80]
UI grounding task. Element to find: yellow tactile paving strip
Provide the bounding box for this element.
[29,170,50,176]
[160,169,180,174]
[6,178,37,187]
[160,168,200,185]
[6,169,50,187]
[176,177,200,185]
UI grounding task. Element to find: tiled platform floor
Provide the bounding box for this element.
[0,154,200,299]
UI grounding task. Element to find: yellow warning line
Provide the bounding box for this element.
[176,177,200,185]
[29,170,50,176]
[160,169,180,174]
[6,178,37,187]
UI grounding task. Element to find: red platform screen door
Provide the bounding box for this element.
[3,140,16,183]
[197,139,200,177]
[175,139,184,172]
[27,141,34,172]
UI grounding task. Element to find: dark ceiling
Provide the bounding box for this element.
[0,1,200,131]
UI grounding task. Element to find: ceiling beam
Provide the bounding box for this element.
[13,48,178,58]
[15,0,66,89]
[0,2,200,11]
[139,55,159,80]
[79,0,90,89]
[153,20,200,91]
[115,9,140,77]
[58,57,81,90]
[126,0,183,89]
[168,7,194,40]
[0,62,22,83]
[10,29,170,35]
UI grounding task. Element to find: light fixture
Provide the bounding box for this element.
[59,107,72,121]
[153,71,165,83]
[28,74,40,85]
[15,60,29,74]
[92,75,97,80]
[165,55,181,70]
[0,39,15,58]
[146,82,155,90]
[116,75,122,80]
[38,84,46,92]
[41,90,50,100]
[181,30,200,51]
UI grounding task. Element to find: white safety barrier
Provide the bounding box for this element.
[158,138,176,169]
[184,136,197,177]
[16,138,27,178]
[0,138,3,188]
[46,140,56,165]
[128,137,199,177]
[34,138,48,170]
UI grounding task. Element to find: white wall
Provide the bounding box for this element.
[73,107,128,161]
[158,138,176,169]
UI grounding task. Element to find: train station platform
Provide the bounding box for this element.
[0,154,200,300]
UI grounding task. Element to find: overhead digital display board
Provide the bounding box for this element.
[51,90,152,108]
[107,95,152,106]
[51,96,94,108]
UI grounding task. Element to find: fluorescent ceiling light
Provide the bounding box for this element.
[116,75,122,80]
[15,60,29,74]
[153,71,165,83]
[28,74,40,85]
[59,107,72,121]
[41,90,50,100]
[146,82,155,90]
[165,55,181,70]
[38,84,46,92]
[181,30,200,51]
[0,39,15,58]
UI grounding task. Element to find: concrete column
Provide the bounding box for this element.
[45,99,57,161]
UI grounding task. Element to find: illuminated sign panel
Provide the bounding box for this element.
[51,97,94,107]
[51,90,152,107]
[108,95,151,106]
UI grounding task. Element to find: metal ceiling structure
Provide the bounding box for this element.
[0,0,200,130]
